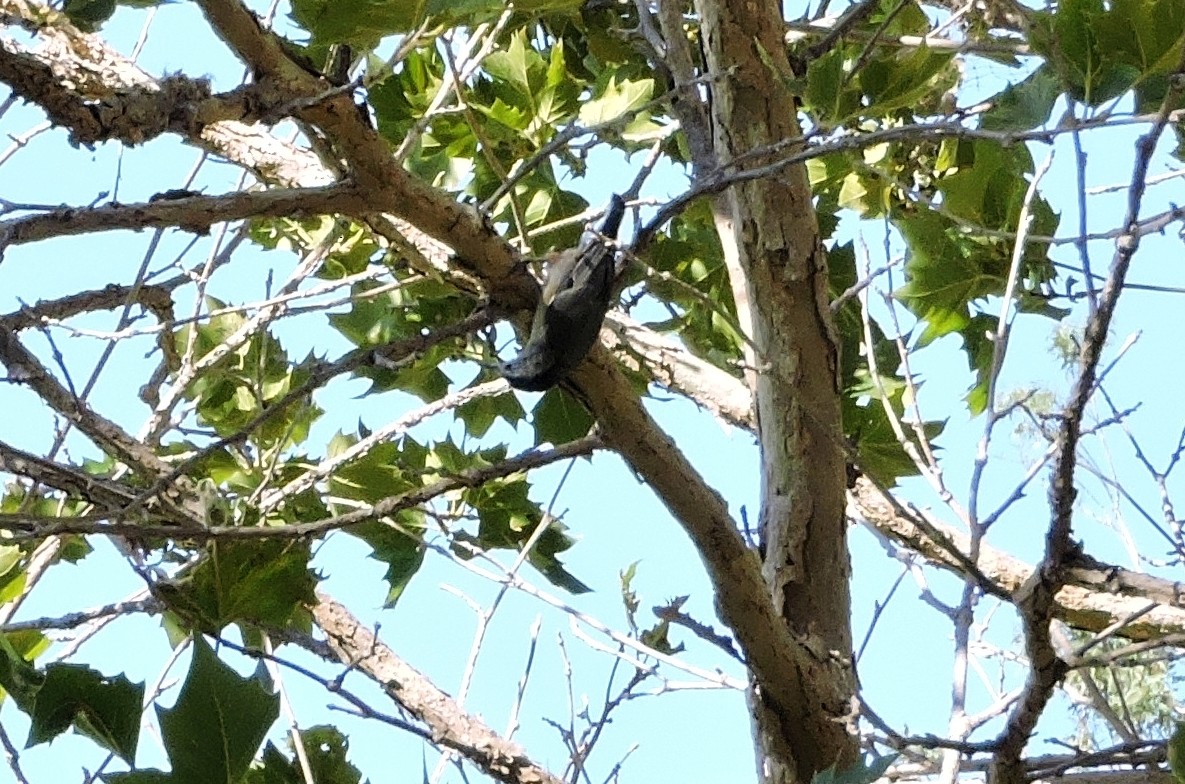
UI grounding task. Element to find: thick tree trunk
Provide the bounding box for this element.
[692,0,857,780]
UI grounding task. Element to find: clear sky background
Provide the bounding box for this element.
[2,1,1185,782]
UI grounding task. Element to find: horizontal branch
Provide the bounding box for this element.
[784,20,1030,57]
[635,111,1185,252]
[122,308,495,516]
[0,36,290,146]
[257,380,511,514]
[0,183,367,249]
[1,283,176,330]
[0,596,157,632]
[0,441,138,513]
[854,476,1185,639]
[1,437,600,542]
[888,741,1167,783]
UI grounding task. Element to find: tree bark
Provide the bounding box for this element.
[693,0,857,780]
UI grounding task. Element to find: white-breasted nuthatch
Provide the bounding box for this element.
[499,195,625,391]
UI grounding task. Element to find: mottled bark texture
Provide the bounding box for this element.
[693,0,857,780]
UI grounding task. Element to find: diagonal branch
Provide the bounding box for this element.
[188,2,806,717]
[0,440,144,516]
[1,283,175,331]
[119,308,496,522]
[611,321,1185,643]
[0,0,461,334]
[8,5,1185,781]
[567,349,817,754]
[306,594,565,784]
[604,313,752,429]
[192,0,538,309]
[0,327,195,498]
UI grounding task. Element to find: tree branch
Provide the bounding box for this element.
[1,437,600,542]
[991,50,1185,784]
[0,36,288,146]
[0,327,204,525]
[192,0,538,309]
[0,183,367,249]
[606,322,1185,643]
[308,594,565,784]
[0,283,175,330]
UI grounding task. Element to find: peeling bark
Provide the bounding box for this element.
[692,0,856,779]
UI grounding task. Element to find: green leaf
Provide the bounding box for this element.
[454,385,527,438]
[350,512,427,607]
[328,437,419,506]
[290,0,425,47]
[484,30,547,105]
[643,201,743,363]
[813,755,899,784]
[0,632,46,711]
[57,535,93,563]
[0,546,25,604]
[639,615,681,655]
[458,475,591,593]
[425,0,526,24]
[63,0,116,31]
[155,541,316,634]
[521,0,585,8]
[376,360,451,402]
[0,545,22,578]
[243,743,302,784]
[109,638,279,784]
[527,521,591,594]
[245,726,363,784]
[297,726,364,784]
[533,388,594,445]
[1029,0,1185,106]
[937,140,1039,231]
[981,67,1062,131]
[846,394,945,483]
[578,76,655,127]
[894,211,999,341]
[1167,722,1185,784]
[476,96,531,132]
[177,305,322,449]
[465,478,539,548]
[620,562,640,632]
[328,281,471,401]
[958,314,998,414]
[370,50,438,146]
[805,49,863,125]
[859,44,956,117]
[103,771,173,784]
[28,664,143,763]
[5,630,50,663]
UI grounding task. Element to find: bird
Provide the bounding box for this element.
[499,195,626,391]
